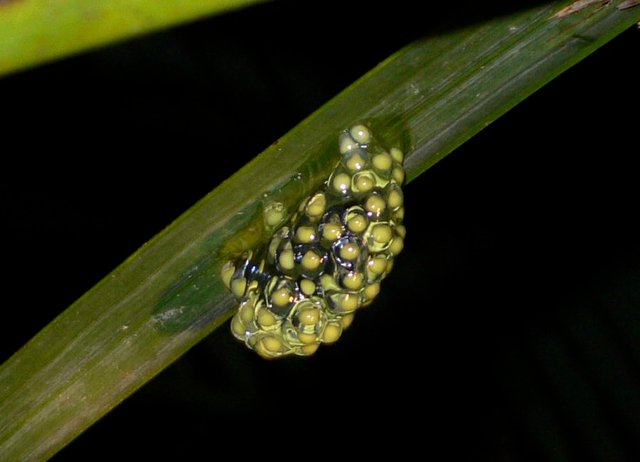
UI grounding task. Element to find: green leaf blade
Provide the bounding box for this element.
[0,0,268,77]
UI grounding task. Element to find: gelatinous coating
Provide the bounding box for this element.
[223,124,405,358]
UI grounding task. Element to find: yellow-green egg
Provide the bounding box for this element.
[257,308,277,327]
[347,213,368,233]
[265,203,285,227]
[345,152,366,172]
[220,262,235,289]
[372,152,393,171]
[300,279,316,296]
[392,167,405,184]
[255,342,272,359]
[298,307,320,326]
[322,323,342,343]
[301,250,322,270]
[262,336,283,352]
[342,271,364,290]
[231,277,247,298]
[301,343,319,355]
[387,188,403,209]
[239,301,255,324]
[389,236,404,255]
[372,224,393,244]
[340,242,360,260]
[350,124,371,144]
[386,258,394,274]
[306,193,326,218]
[354,172,375,192]
[338,293,360,311]
[339,134,357,154]
[365,195,386,216]
[271,288,291,306]
[322,222,342,241]
[395,224,407,238]
[390,147,404,163]
[367,255,387,274]
[340,313,355,329]
[231,316,246,338]
[279,249,295,270]
[332,172,352,194]
[394,206,405,222]
[295,226,317,243]
[298,332,318,345]
[364,282,381,300]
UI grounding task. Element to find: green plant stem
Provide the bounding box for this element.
[1,1,639,460]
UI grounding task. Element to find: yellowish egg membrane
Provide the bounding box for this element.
[257,309,277,327]
[306,193,326,217]
[301,343,320,355]
[343,271,364,290]
[262,336,283,352]
[298,332,318,345]
[387,189,403,209]
[271,288,291,306]
[231,277,247,298]
[322,223,342,241]
[340,313,355,329]
[265,209,285,227]
[296,226,317,243]
[386,258,394,274]
[390,147,404,163]
[392,167,405,184]
[350,124,371,144]
[300,279,316,296]
[367,255,388,274]
[220,262,235,289]
[365,195,386,216]
[372,152,393,171]
[389,236,404,255]
[333,172,351,193]
[340,243,360,260]
[347,214,368,233]
[298,307,320,326]
[279,249,295,270]
[239,302,255,324]
[231,316,246,338]
[346,153,366,172]
[339,136,357,154]
[372,224,393,243]
[340,293,360,311]
[354,173,375,192]
[248,278,260,292]
[322,324,342,343]
[255,342,274,359]
[364,282,381,300]
[301,250,322,270]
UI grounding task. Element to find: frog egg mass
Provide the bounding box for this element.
[223,124,406,358]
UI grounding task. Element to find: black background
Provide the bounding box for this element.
[1,1,639,460]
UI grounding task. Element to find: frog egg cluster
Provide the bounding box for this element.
[222,124,405,359]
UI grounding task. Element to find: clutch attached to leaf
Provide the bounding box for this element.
[221,124,406,358]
